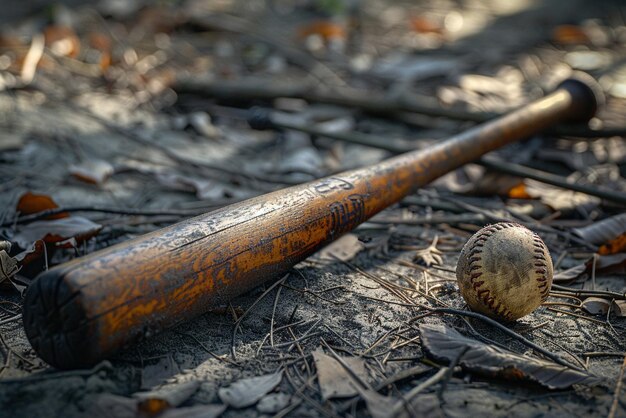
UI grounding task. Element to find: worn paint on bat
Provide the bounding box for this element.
[23,79,598,369]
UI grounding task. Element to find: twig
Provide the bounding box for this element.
[547,307,610,325]
[20,34,45,84]
[0,313,22,326]
[552,285,626,301]
[391,367,449,418]
[270,285,283,347]
[1,206,225,227]
[176,77,626,138]
[231,274,289,359]
[320,339,372,390]
[175,331,238,366]
[437,347,468,401]
[583,352,626,358]
[608,353,626,418]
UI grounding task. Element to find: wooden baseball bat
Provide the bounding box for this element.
[23,79,598,369]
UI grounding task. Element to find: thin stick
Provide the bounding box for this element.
[391,367,449,417]
[608,353,626,418]
[231,274,289,359]
[270,285,283,347]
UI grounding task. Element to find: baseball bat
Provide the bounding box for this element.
[23,79,598,369]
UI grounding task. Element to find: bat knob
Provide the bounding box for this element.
[247,107,274,130]
[557,72,604,123]
[23,267,95,369]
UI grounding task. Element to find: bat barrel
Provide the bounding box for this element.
[23,78,598,369]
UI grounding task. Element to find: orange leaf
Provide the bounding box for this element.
[409,16,442,34]
[599,233,626,255]
[89,32,113,71]
[44,25,80,58]
[298,20,346,41]
[16,192,68,219]
[138,398,170,415]
[508,183,532,199]
[552,25,589,45]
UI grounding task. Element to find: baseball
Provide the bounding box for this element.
[456,222,553,321]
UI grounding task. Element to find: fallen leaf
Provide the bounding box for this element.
[573,214,626,246]
[359,389,398,418]
[313,348,369,400]
[552,25,590,44]
[218,371,282,409]
[256,393,292,414]
[0,133,25,152]
[524,180,600,212]
[420,323,600,389]
[0,250,18,287]
[507,183,532,199]
[69,159,115,185]
[565,51,611,71]
[409,16,442,34]
[298,20,346,41]
[553,264,587,283]
[591,253,626,274]
[16,192,67,219]
[156,172,233,200]
[599,233,626,255]
[316,233,363,263]
[89,32,112,71]
[158,404,227,418]
[84,394,138,418]
[135,381,201,415]
[581,297,611,316]
[141,355,177,389]
[44,26,80,58]
[12,217,102,249]
[612,300,626,317]
[413,237,443,267]
[188,112,220,138]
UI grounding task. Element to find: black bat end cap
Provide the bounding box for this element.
[23,267,97,369]
[558,73,604,123]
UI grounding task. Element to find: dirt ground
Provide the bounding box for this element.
[0,0,625,417]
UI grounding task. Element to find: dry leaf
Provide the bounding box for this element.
[188,112,220,138]
[316,234,363,263]
[218,371,282,409]
[591,253,626,274]
[409,16,442,34]
[508,183,532,199]
[612,300,626,317]
[573,214,626,246]
[141,355,177,389]
[135,381,200,415]
[413,237,442,267]
[156,172,234,200]
[0,250,18,287]
[313,348,369,400]
[12,217,102,249]
[44,26,80,58]
[359,389,398,418]
[158,404,227,418]
[420,323,600,389]
[599,233,626,255]
[298,20,346,41]
[69,159,115,185]
[17,192,68,219]
[553,264,587,283]
[88,32,112,71]
[256,393,292,414]
[84,394,138,418]
[552,25,590,44]
[581,297,610,316]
